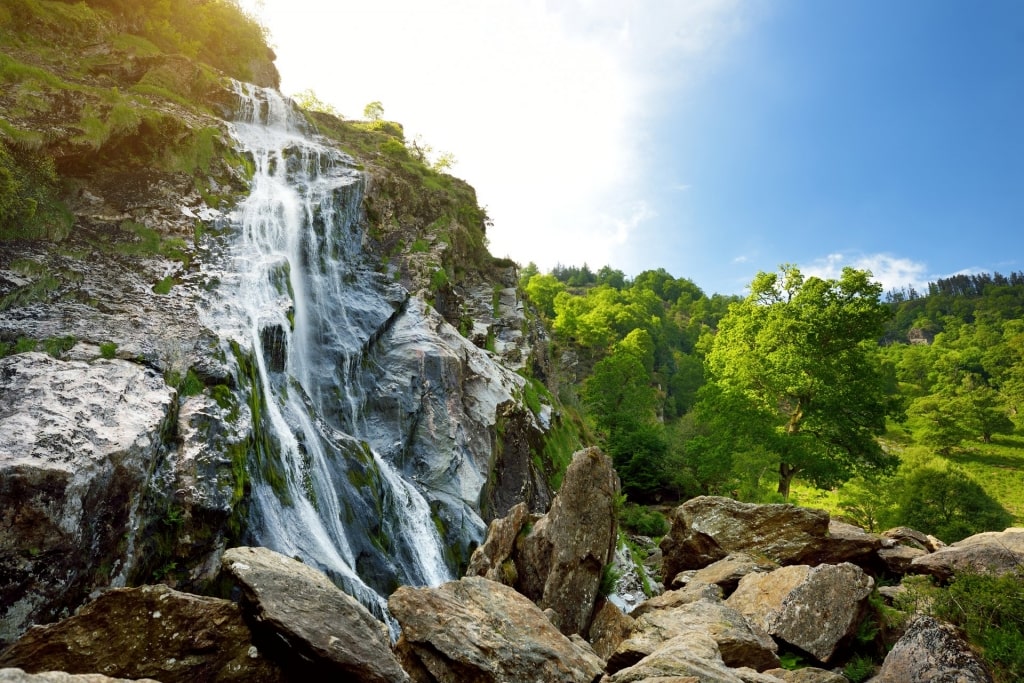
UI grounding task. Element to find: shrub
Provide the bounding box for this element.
[619,503,669,537]
[99,341,117,358]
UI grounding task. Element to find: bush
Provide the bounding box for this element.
[931,571,1024,682]
[619,503,669,537]
[99,341,117,358]
[893,465,1012,542]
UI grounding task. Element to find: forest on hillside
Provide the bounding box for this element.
[521,262,1024,543]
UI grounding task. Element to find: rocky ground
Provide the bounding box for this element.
[2,448,1020,682]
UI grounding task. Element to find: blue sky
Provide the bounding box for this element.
[243,0,1023,296]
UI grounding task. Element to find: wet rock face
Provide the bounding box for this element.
[871,615,993,683]
[0,353,175,647]
[0,585,284,682]
[388,576,604,683]
[725,563,874,664]
[220,547,407,683]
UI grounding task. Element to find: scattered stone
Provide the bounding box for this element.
[0,584,283,682]
[659,497,831,577]
[763,667,847,682]
[688,553,779,596]
[588,599,636,662]
[220,547,406,683]
[630,581,724,619]
[603,631,746,683]
[609,598,779,673]
[388,576,603,683]
[870,615,993,682]
[726,563,874,663]
[909,527,1024,581]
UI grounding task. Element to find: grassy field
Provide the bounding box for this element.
[790,432,1024,532]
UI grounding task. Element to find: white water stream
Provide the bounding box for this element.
[209,83,452,618]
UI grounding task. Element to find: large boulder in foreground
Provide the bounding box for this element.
[220,546,406,683]
[467,447,620,636]
[0,584,282,682]
[869,615,992,682]
[726,563,874,664]
[660,497,830,577]
[388,576,603,683]
[909,528,1024,581]
[0,353,176,647]
[0,670,160,682]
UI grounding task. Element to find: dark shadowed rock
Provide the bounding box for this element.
[909,528,1024,581]
[870,615,992,682]
[609,599,778,674]
[388,576,603,683]
[0,584,282,682]
[464,502,531,584]
[726,563,873,663]
[659,497,831,578]
[589,599,636,662]
[881,526,936,552]
[0,353,176,647]
[798,521,882,569]
[0,670,160,683]
[220,547,406,683]
[877,545,926,574]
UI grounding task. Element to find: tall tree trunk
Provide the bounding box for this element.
[778,462,795,499]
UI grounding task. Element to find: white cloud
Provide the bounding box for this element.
[801,252,933,293]
[732,254,750,264]
[240,0,749,272]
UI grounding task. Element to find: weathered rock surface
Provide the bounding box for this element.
[603,631,748,683]
[220,547,406,683]
[467,447,620,636]
[726,563,874,663]
[909,527,1024,580]
[610,599,779,674]
[589,600,636,662]
[0,353,176,646]
[763,668,846,683]
[630,582,724,620]
[877,545,927,574]
[388,576,603,683]
[659,497,831,577]
[684,553,779,596]
[882,526,938,552]
[0,670,160,683]
[869,615,993,682]
[0,584,282,682]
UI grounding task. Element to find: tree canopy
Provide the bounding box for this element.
[701,265,902,497]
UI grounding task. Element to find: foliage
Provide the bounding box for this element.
[700,265,902,498]
[892,463,1012,543]
[99,341,117,359]
[598,562,621,596]
[293,88,342,117]
[363,100,384,121]
[618,504,669,537]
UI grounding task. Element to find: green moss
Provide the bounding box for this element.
[43,335,75,358]
[152,276,175,295]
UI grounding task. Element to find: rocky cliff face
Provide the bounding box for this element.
[0,0,563,644]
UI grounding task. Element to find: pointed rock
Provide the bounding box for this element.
[220,546,407,683]
[726,563,874,663]
[465,502,531,584]
[388,576,603,683]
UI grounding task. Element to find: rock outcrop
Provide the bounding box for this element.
[220,547,407,683]
[0,585,282,682]
[466,446,620,636]
[0,353,176,646]
[0,670,160,683]
[870,615,993,682]
[725,563,874,663]
[388,576,604,683]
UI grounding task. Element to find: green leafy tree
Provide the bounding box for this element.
[894,465,1012,542]
[363,100,384,121]
[908,394,972,455]
[524,273,565,318]
[702,265,901,498]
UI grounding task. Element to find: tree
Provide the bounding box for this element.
[701,265,902,498]
[893,465,1012,542]
[363,100,384,121]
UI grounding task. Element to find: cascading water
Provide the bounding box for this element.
[206,82,453,620]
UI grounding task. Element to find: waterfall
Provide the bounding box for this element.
[208,82,453,620]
